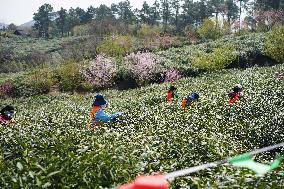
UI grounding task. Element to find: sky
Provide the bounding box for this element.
[0,0,155,25]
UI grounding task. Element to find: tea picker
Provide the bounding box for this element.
[166,86,179,102]
[181,92,200,109]
[87,94,123,130]
[0,105,16,126]
[228,84,244,107]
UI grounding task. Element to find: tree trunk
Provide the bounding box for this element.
[239,0,242,31]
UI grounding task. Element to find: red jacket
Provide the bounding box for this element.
[0,114,8,124]
[229,92,241,106]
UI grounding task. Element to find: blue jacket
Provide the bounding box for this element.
[91,106,123,123]
[95,109,122,122]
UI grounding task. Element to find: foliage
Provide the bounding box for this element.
[156,33,266,72]
[81,54,117,89]
[53,61,88,92]
[0,64,284,188]
[7,69,54,97]
[0,81,13,98]
[0,35,97,73]
[96,34,135,57]
[197,18,222,40]
[137,24,162,38]
[254,9,284,31]
[33,4,54,38]
[72,24,92,36]
[191,45,238,71]
[264,26,284,63]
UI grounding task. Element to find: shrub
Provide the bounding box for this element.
[125,52,165,85]
[197,18,222,40]
[0,80,13,98]
[96,34,135,57]
[60,36,98,60]
[8,68,54,97]
[54,61,87,92]
[26,68,54,94]
[264,26,284,63]
[137,24,162,38]
[191,45,238,71]
[81,54,117,89]
[184,26,199,44]
[114,66,138,90]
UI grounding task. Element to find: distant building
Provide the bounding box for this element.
[13,30,28,36]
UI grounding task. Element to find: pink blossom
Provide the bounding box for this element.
[254,9,284,29]
[164,69,182,82]
[81,54,117,88]
[125,52,165,85]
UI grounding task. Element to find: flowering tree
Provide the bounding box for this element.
[125,52,165,85]
[254,9,284,31]
[81,54,117,89]
[164,69,182,82]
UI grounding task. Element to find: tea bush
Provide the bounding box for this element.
[54,61,89,92]
[0,64,284,188]
[156,33,266,72]
[191,45,238,71]
[265,26,284,63]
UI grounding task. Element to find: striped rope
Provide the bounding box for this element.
[164,142,284,180]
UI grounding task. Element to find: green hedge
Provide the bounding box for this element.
[265,26,284,63]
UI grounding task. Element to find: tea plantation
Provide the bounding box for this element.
[0,64,284,188]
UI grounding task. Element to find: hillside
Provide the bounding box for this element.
[0,64,283,188]
[19,20,35,28]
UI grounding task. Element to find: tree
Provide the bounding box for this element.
[224,0,238,25]
[82,6,95,24]
[33,4,53,38]
[149,0,160,25]
[196,0,211,25]
[95,4,114,20]
[115,0,135,26]
[7,23,17,30]
[65,7,86,35]
[140,1,151,25]
[160,0,172,32]
[66,8,77,35]
[236,0,249,30]
[171,0,180,31]
[254,0,284,11]
[75,7,86,24]
[94,4,115,37]
[55,7,67,37]
[208,0,225,27]
[181,0,196,27]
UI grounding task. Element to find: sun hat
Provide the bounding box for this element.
[92,94,108,106]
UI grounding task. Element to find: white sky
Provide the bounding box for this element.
[0,0,155,25]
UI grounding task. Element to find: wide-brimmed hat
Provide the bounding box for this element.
[233,84,242,93]
[92,94,108,106]
[169,86,177,91]
[0,105,14,114]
